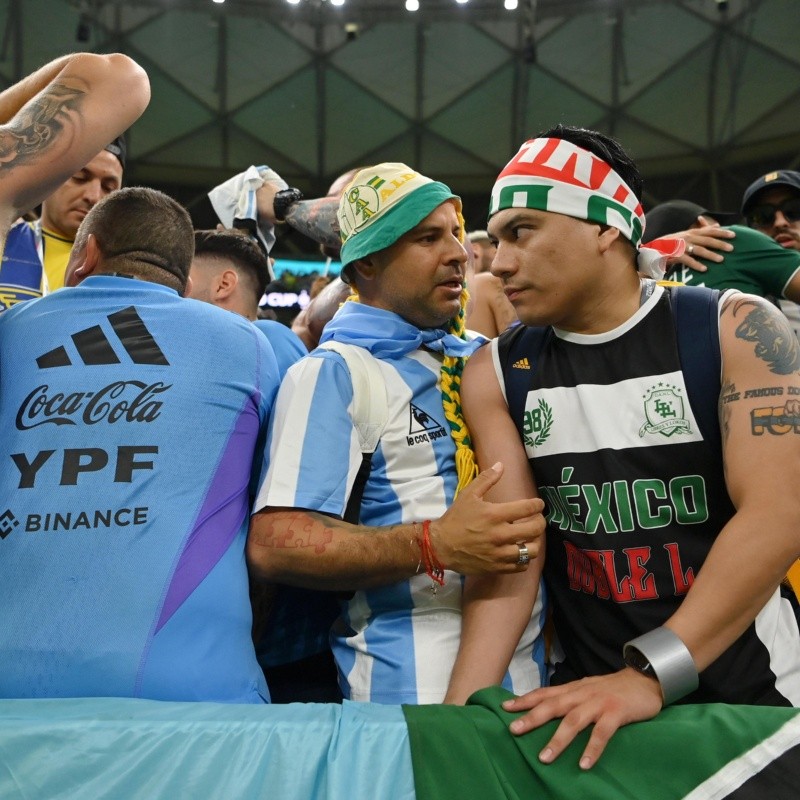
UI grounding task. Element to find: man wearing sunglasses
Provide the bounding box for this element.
[742,170,800,252]
[742,170,800,338]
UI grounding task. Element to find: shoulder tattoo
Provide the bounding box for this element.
[727,297,800,375]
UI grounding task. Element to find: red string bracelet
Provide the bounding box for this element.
[420,519,445,588]
[410,526,423,575]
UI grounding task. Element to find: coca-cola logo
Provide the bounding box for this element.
[15,382,172,430]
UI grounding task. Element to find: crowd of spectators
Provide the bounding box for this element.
[0,50,799,775]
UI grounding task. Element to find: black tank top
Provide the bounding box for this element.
[498,286,793,705]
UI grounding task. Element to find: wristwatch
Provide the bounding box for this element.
[272,187,304,222]
[622,643,657,679]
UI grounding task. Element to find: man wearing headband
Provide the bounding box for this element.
[248,162,547,704]
[450,125,800,766]
[0,187,284,702]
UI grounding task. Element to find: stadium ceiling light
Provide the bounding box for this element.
[331,0,346,6]
[406,0,419,10]
[455,0,469,5]
[212,0,225,4]
[504,0,518,8]
[286,0,302,5]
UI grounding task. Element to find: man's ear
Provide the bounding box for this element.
[65,233,101,286]
[351,256,377,282]
[597,224,622,254]
[181,274,193,298]
[215,268,239,300]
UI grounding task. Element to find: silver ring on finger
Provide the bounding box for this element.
[517,543,530,567]
[687,244,694,256]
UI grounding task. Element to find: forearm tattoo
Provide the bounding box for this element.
[284,197,342,249]
[729,298,800,374]
[251,511,341,554]
[0,82,86,170]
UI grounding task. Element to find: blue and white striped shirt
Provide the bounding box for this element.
[256,303,546,703]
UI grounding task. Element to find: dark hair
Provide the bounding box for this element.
[74,186,193,292]
[538,124,644,201]
[104,133,126,170]
[193,229,270,305]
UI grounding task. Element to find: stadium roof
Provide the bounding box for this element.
[6,0,798,240]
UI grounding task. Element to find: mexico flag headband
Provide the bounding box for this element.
[488,138,682,277]
[489,137,646,246]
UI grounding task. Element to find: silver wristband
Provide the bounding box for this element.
[623,627,699,705]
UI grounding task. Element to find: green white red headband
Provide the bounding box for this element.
[489,138,682,277]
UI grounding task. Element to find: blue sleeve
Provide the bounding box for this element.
[253,351,363,517]
[252,320,308,378]
[247,325,283,502]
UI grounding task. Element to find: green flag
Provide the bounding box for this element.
[404,686,800,800]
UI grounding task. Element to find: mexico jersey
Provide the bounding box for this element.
[256,329,546,704]
[496,283,800,705]
[0,275,280,703]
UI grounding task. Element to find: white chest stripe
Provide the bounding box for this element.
[523,371,705,457]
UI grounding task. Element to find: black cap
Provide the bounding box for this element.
[104,134,126,170]
[643,199,740,243]
[741,170,800,215]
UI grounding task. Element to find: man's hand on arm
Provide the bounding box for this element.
[247,461,544,591]
[429,461,544,575]
[664,216,735,273]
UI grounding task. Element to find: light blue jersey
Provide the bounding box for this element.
[255,302,546,703]
[253,319,307,378]
[0,276,280,703]
[252,318,340,673]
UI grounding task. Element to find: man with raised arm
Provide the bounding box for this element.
[0,52,148,307]
[450,125,800,768]
[0,133,127,308]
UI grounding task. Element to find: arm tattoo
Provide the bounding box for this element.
[719,380,737,444]
[251,510,344,554]
[750,400,800,436]
[284,196,342,249]
[0,82,86,171]
[729,298,800,375]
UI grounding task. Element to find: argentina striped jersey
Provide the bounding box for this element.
[256,304,546,703]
